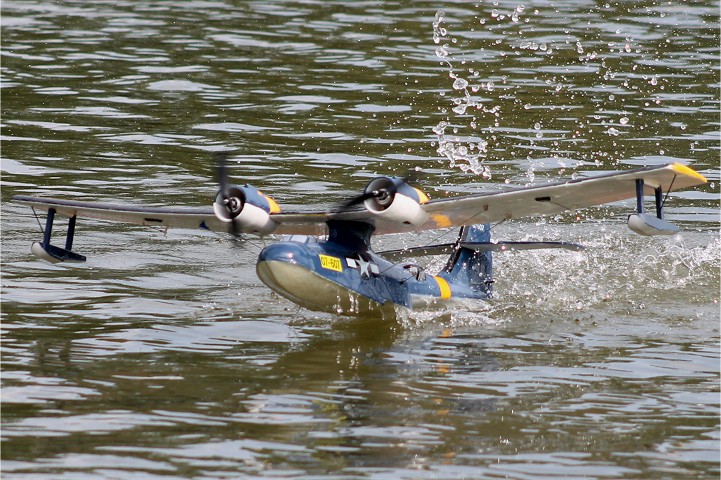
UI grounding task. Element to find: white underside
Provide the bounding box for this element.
[256,260,396,316]
[31,242,62,263]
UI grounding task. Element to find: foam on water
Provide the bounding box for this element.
[393,224,719,328]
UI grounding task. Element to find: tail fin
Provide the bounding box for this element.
[442,224,494,297]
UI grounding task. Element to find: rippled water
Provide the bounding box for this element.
[2,1,719,479]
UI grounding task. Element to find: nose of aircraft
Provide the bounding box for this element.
[257,242,309,267]
[256,242,327,309]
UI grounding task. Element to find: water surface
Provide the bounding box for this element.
[2,1,719,479]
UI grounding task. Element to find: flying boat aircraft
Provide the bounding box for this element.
[12,162,707,316]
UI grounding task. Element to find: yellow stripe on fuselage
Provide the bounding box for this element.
[433,276,452,300]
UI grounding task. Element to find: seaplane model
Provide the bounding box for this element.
[13,162,706,315]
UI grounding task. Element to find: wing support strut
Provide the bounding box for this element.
[627,178,679,236]
[31,208,87,263]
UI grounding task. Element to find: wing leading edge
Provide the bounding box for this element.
[12,163,707,237]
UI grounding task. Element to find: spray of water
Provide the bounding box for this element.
[395,222,719,328]
[432,10,493,178]
[429,5,682,178]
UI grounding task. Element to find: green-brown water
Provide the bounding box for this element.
[2,1,719,478]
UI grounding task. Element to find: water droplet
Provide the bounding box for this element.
[607,127,620,136]
[576,41,584,54]
[512,6,524,23]
[619,117,629,125]
[650,76,658,86]
[452,104,468,114]
[452,77,469,90]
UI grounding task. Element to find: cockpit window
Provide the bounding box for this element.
[282,235,316,244]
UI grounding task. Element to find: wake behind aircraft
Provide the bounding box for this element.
[12,162,707,316]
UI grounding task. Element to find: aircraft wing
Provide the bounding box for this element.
[384,162,706,234]
[12,163,707,238]
[274,162,707,235]
[11,196,229,232]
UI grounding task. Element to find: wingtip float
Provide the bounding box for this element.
[12,163,707,315]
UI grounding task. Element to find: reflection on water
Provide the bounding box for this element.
[1,0,719,479]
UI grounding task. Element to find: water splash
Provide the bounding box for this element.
[428,4,684,178]
[493,228,720,318]
[394,224,719,328]
[431,10,493,178]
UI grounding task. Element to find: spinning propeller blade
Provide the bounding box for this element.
[337,169,423,213]
[339,188,391,211]
[214,152,240,237]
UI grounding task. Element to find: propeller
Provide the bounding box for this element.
[214,152,243,236]
[337,169,423,213]
[339,180,396,211]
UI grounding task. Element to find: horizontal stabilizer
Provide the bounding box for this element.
[461,241,584,252]
[627,213,680,236]
[380,240,584,261]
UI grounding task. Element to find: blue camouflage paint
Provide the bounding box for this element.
[257,221,493,312]
[239,185,273,213]
[439,224,494,298]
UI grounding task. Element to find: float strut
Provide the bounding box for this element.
[66,215,77,251]
[654,186,664,219]
[635,179,644,214]
[43,208,56,247]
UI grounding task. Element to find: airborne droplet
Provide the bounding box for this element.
[453,77,469,90]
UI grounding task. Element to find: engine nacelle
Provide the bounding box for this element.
[213,184,280,234]
[363,176,429,226]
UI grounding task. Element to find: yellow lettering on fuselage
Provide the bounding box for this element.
[319,255,343,272]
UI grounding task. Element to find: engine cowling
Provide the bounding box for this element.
[363,176,429,226]
[213,184,280,234]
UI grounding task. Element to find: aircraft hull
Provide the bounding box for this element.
[256,237,490,315]
[257,259,394,316]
